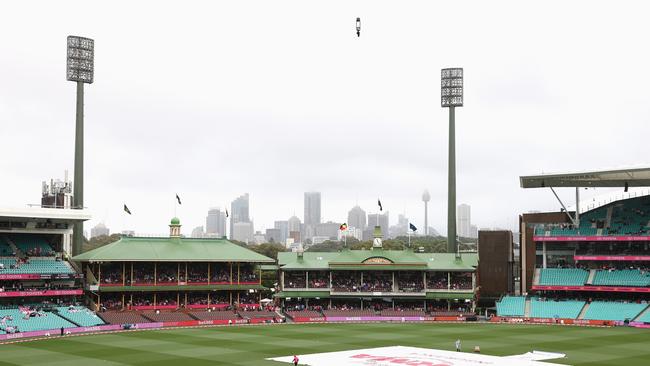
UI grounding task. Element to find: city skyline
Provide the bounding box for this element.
[3,1,650,239]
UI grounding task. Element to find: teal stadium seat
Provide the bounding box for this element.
[0,259,74,275]
[496,296,525,317]
[56,306,105,327]
[593,269,650,287]
[544,196,650,237]
[0,308,76,332]
[538,268,588,286]
[0,238,13,256]
[7,234,54,256]
[583,302,647,321]
[529,298,585,319]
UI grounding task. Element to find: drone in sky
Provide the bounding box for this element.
[356,17,361,37]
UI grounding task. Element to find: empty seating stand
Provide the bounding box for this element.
[0,308,76,332]
[0,259,74,275]
[538,268,589,286]
[593,269,650,287]
[56,306,105,327]
[0,238,13,256]
[529,298,585,319]
[496,296,525,317]
[583,302,647,321]
[7,234,54,256]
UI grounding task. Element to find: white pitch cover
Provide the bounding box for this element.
[268,346,569,366]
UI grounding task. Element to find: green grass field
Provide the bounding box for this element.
[0,323,647,365]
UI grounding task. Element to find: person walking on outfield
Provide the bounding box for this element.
[455,339,461,352]
[293,355,299,366]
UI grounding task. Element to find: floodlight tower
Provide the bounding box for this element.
[441,68,463,254]
[422,190,430,236]
[67,36,94,256]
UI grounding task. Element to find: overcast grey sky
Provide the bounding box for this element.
[2,0,650,236]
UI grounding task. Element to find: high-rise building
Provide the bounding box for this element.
[365,212,389,239]
[315,221,341,240]
[90,222,109,238]
[347,206,367,231]
[206,208,226,237]
[389,214,409,238]
[230,194,250,239]
[253,231,266,245]
[304,192,321,240]
[422,190,431,236]
[288,231,301,244]
[470,224,478,239]
[265,228,282,243]
[274,220,289,244]
[457,203,472,238]
[288,216,301,233]
[232,221,254,243]
[191,226,205,238]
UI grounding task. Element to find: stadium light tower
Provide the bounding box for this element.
[441,67,463,255]
[67,36,94,256]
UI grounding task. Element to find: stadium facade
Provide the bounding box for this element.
[494,168,650,326]
[276,226,478,320]
[71,217,278,324]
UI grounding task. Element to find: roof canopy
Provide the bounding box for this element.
[0,207,91,223]
[520,167,650,188]
[73,236,274,263]
[277,250,477,271]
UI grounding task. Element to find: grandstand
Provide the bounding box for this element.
[495,296,525,317]
[529,298,585,319]
[593,269,650,287]
[0,309,74,333]
[0,207,90,335]
[72,218,275,322]
[583,301,648,322]
[500,168,650,325]
[538,268,589,286]
[276,226,478,317]
[56,306,105,327]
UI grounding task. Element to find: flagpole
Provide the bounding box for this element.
[408,230,411,248]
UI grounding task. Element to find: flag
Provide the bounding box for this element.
[176,194,182,205]
[340,223,348,231]
[378,199,383,211]
[123,204,132,215]
[225,209,229,218]
[409,223,417,232]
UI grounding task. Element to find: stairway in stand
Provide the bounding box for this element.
[577,302,590,320]
[533,268,541,286]
[586,270,596,285]
[633,304,650,322]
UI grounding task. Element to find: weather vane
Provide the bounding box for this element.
[356,17,361,37]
